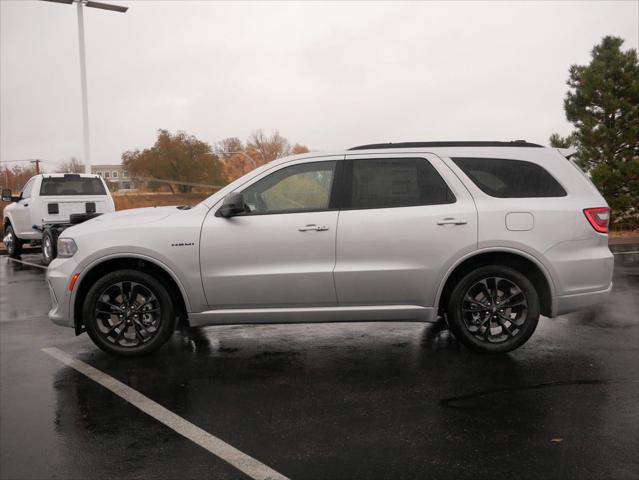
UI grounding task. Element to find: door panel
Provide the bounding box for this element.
[12,178,36,238]
[199,158,342,310]
[200,211,338,308]
[334,153,478,307]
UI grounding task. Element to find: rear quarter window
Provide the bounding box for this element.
[452,157,566,198]
[40,176,106,196]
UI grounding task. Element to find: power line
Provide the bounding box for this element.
[0,159,54,164]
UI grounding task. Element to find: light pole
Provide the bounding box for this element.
[42,0,128,174]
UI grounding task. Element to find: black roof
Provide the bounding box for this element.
[348,141,544,150]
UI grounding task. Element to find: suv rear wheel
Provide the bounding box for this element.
[83,269,175,356]
[446,265,540,353]
[4,224,23,258]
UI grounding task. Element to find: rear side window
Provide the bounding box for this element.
[346,158,455,209]
[452,157,566,198]
[40,176,106,196]
[21,178,35,199]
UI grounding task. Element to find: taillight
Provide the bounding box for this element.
[584,207,610,233]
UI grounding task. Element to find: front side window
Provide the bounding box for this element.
[452,157,567,198]
[346,158,455,209]
[40,176,107,196]
[242,161,336,214]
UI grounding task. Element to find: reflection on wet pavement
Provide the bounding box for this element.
[1,250,638,479]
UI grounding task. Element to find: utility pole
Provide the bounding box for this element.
[30,159,42,174]
[41,0,128,174]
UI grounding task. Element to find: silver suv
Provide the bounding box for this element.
[47,141,614,356]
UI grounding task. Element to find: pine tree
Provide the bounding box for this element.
[550,36,639,227]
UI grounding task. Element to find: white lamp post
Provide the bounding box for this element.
[42,0,128,174]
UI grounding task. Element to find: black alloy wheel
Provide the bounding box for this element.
[83,269,175,356]
[461,276,528,343]
[447,265,540,353]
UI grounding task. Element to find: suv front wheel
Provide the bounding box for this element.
[83,269,175,356]
[447,265,540,353]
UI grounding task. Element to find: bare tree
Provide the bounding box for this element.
[247,129,290,164]
[56,157,84,173]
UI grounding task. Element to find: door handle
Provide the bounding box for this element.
[22,203,28,207]
[298,224,329,232]
[437,217,467,225]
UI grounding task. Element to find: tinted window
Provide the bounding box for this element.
[40,176,106,196]
[347,158,455,209]
[452,157,566,198]
[242,161,336,214]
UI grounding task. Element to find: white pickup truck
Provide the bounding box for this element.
[2,173,115,265]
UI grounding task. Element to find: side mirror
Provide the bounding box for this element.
[218,192,247,218]
[1,189,13,203]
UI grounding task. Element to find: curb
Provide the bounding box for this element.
[609,236,639,245]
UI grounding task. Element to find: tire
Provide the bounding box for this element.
[83,269,175,356]
[4,224,23,258]
[41,229,57,266]
[446,265,540,354]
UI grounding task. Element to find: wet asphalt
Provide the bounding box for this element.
[0,247,638,480]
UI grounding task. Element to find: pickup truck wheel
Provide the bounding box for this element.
[447,265,540,354]
[4,224,23,258]
[41,229,57,266]
[83,269,175,356]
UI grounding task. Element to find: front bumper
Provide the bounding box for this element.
[47,257,79,328]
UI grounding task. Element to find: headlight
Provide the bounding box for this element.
[57,238,78,258]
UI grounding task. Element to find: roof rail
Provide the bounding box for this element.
[348,140,544,150]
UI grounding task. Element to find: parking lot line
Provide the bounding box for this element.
[4,256,48,270]
[41,347,289,480]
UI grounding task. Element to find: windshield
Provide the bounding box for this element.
[40,176,106,196]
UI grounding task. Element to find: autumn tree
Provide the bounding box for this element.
[216,131,310,182]
[1,165,38,192]
[247,129,290,164]
[122,129,226,193]
[214,137,251,182]
[56,157,84,173]
[549,36,639,227]
[290,143,310,155]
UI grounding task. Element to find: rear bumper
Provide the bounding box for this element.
[551,283,612,317]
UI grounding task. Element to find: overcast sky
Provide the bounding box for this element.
[1,0,638,170]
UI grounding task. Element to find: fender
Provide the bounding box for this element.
[3,211,15,231]
[69,252,193,328]
[433,246,558,313]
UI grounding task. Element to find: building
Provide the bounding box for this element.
[91,164,136,191]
